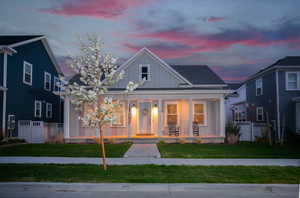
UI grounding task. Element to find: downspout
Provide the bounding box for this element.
[2,53,7,138]
[275,70,280,141]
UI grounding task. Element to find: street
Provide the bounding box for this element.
[0,182,298,198]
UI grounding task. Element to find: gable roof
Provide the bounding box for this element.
[227,83,241,90]
[246,56,300,82]
[0,35,63,75]
[171,65,226,85]
[0,35,43,45]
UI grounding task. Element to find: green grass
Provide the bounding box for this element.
[0,164,299,183]
[158,142,300,159]
[0,143,131,158]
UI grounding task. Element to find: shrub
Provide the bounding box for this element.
[226,122,240,137]
[0,137,26,145]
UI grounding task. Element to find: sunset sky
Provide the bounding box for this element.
[1,0,300,82]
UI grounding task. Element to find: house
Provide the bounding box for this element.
[64,48,231,143]
[225,83,247,123]
[0,35,63,138]
[245,56,300,139]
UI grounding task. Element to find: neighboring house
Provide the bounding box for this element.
[245,56,300,138]
[225,83,247,123]
[0,35,63,137]
[64,48,231,143]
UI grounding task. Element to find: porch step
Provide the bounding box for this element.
[124,144,161,158]
[131,138,159,144]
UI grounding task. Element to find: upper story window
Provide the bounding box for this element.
[255,78,263,96]
[46,103,53,118]
[256,107,264,121]
[34,100,42,118]
[23,61,32,85]
[286,72,300,90]
[139,64,150,81]
[111,102,125,127]
[54,76,60,92]
[193,102,207,126]
[44,72,51,91]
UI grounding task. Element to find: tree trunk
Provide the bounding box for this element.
[98,125,107,170]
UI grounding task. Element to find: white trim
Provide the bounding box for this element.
[44,72,51,91]
[220,96,225,137]
[64,97,70,138]
[139,64,151,81]
[180,84,228,88]
[275,70,281,140]
[46,102,53,118]
[109,89,232,95]
[115,47,192,85]
[53,76,60,92]
[255,78,263,96]
[111,102,126,127]
[256,106,264,121]
[9,36,45,48]
[2,53,8,137]
[34,100,42,118]
[23,61,32,86]
[192,101,207,126]
[164,101,179,126]
[285,71,300,91]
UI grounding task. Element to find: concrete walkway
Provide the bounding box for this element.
[0,157,299,166]
[0,182,298,198]
[124,144,161,158]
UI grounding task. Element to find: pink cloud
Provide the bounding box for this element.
[40,0,155,20]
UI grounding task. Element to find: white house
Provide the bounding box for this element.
[64,48,232,143]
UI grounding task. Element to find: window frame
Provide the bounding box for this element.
[255,78,263,96]
[165,101,179,126]
[53,76,60,92]
[139,64,151,81]
[44,72,51,91]
[256,106,264,121]
[23,61,33,86]
[46,103,53,118]
[286,72,300,91]
[192,101,207,126]
[111,102,126,127]
[34,100,42,118]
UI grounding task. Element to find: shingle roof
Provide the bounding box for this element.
[0,35,43,45]
[171,65,225,85]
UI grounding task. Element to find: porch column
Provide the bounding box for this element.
[158,99,163,137]
[64,96,70,139]
[188,98,193,137]
[220,96,226,137]
[127,100,132,138]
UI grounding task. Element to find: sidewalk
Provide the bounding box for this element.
[124,144,161,158]
[0,157,299,166]
[0,182,298,198]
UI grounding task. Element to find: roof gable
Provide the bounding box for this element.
[0,35,42,45]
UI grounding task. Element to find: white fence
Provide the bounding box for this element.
[18,120,64,143]
[236,121,267,141]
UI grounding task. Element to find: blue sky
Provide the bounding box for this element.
[1,0,300,82]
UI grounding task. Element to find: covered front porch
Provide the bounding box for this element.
[64,91,226,143]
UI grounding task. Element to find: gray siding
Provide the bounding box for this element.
[113,52,185,89]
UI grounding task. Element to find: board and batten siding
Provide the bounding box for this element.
[113,52,185,89]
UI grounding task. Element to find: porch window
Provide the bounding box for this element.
[23,61,32,85]
[166,103,178,125]
[286,72,299,90]
[139,64,150,81]
[193,102,206,125]
[111,102,125,127]
[34,100,42,118]
[44,72,51,91]
[256,107,264,121]
[256,78,263,96]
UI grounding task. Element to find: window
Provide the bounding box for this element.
[23,61,32,85]
[256,107,264,121]
[286,72,299,90]
[166,103,178,125]
[46,103,52,118]
[193,102,206,125]
[139,64,150,81]
[44,72,51,91]
[111,103,125,127]
[34,100,42,118]
[54,76,60,92]
[7,115,16,130]
[256,78,263,96]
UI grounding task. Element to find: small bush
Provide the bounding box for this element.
[0,137,26,145]
[226,122,240,137]
[178,138,187,144]
[195,138,202,144]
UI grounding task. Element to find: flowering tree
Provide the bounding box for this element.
[62,35,139,170]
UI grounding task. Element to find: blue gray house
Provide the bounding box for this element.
[0,35,63,137]
[245,56,300,139]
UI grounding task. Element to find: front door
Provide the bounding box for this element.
[138,102,152,135]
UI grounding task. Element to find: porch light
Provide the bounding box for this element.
[131,104,137,117]
[152,104,158,116]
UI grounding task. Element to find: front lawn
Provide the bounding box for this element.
[0,164,299,183]
[158,142,300,158]
[0,143,131,158]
